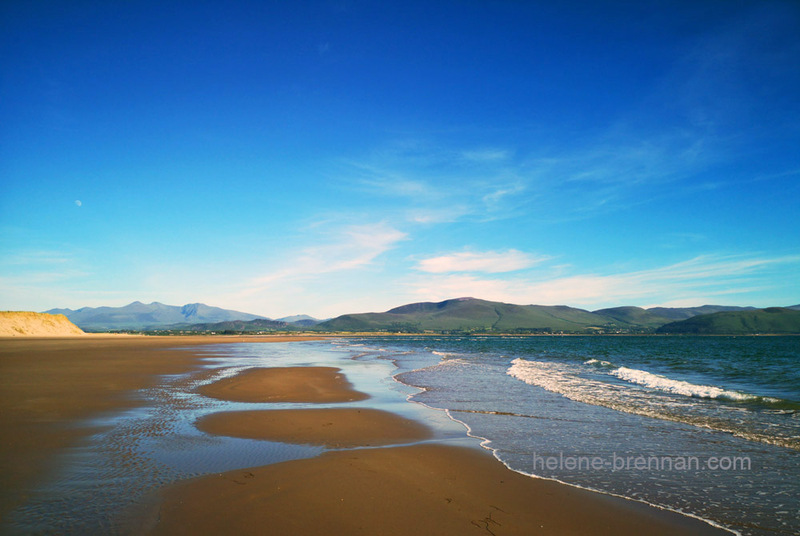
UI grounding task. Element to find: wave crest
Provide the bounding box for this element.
[609,366,768,402]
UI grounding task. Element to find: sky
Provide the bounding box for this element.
[1,0,799,319]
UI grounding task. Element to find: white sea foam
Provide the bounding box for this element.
[432,350,464,359]
[507,358,619,408]
[584,358,613,367]
[507,358,796,449]
[610,367,757,402]
[510,358,766,404]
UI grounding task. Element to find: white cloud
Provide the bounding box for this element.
[416,249,545,274]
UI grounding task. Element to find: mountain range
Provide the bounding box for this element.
[314,298,788,334]
[318,298,612,332]
[45,301,265,330]
[44,302,324,331]
[45,298,800,334]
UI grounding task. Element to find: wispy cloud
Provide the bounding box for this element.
[481,183,526,210]
[333,7,800,230]
[215,222,411,317]
[0,248,92,287]
[407,206,471,224]
[357,176,436,199]
[248,222,408,287]
[461,148,511,162]
[408,254,800,308]
[342,152,527,224]
[510,129,721,222]
[2,249,75,266]
[340,115,724,227]
[416,249,546,274]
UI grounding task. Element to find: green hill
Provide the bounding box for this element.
[317,298,619,333]
[656,307,800,334]
[593,306,673,328]
[646,305,755,321]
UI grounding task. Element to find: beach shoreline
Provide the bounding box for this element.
[1,335,730,534]
[150,443,729,536]
[0,334,322,521]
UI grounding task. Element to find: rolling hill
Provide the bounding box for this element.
[317,298,620,333]
[276,315,325,327]
[646,305,756,321]
[316,299,798,334]
[591,306,674,328]
[656,307,800,334]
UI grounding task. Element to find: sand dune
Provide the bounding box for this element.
[0,312,85,337]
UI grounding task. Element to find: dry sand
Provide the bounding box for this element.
[0,311,85,337]
[196,408,433,447]
[150,444,728,536]
[198,366,369,403]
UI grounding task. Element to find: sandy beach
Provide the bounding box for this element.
[198,366,369,403]
[1,336,729,535]
[152,444,726,536]
[0,335,316,521]
[197,408,433,447]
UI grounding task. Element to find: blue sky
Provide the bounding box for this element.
[2,0,799,319]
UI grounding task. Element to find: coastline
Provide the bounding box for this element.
[1,335,730,534]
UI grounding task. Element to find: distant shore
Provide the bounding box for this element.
[1,336,729,534]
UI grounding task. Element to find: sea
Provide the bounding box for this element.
[5,335,799,535]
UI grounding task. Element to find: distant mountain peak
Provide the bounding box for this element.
[44,301,266,331]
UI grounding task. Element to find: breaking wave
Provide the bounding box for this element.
[609,366,778,403]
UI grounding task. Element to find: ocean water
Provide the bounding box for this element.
[356,335,799,536]
[5,337,798,535]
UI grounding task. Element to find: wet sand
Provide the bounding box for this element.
[171,357,727,535]
[198,366,369,403]
[196,408,433,447]
[1,336,730,535]
[151,444,727,536]
[0,335,319,521]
